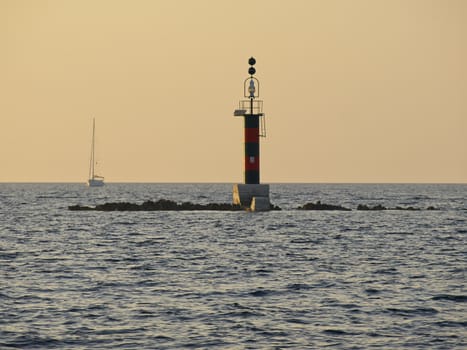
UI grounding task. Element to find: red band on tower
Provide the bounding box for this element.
[245,128,259,143]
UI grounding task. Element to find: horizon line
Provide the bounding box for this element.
[0,181,466,185]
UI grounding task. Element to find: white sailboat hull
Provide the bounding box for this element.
[87,178,104,187]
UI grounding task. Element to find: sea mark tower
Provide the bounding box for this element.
[233,57,270,211]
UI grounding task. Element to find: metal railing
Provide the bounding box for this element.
[238,99,263,115]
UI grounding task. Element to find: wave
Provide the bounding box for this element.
[384,307,439,316]
[432,294,467,302]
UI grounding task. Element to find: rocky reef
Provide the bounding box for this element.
[68,199,438,212]
[69,199,282,211]
[297,201,351,211]
[69,199,243,211]
[297,201,438,211]
[357,204,388,211]
[357,204,439,211]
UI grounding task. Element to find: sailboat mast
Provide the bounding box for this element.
[89,118,95,179]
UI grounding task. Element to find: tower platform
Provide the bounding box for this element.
[233,184,270,211]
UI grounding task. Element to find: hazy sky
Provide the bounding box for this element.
[1,0,466,183]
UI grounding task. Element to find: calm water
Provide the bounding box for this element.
[1,183,466,349]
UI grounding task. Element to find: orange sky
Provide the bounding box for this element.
[1,0,466,183]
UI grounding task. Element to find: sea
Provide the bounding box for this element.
[0,183,465,349]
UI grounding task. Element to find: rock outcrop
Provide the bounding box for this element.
[357,204,438,211]
[297,201,351,211]
[69,199,244,211]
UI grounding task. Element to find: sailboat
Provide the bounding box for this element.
[87,118,105,187]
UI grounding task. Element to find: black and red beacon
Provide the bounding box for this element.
[233,57,270,211]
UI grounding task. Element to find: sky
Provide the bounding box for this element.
[1,0,466,183]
